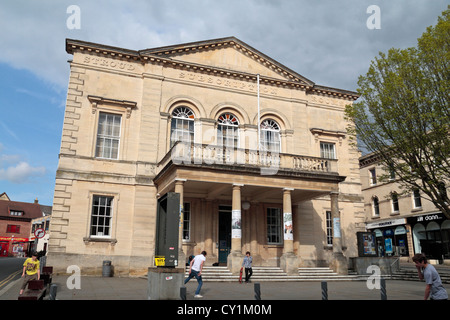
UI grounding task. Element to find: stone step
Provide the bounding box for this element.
[184,266,366,282]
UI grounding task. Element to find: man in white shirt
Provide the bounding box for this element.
[184,251,207,298]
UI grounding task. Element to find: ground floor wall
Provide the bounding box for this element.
[48,178,365,276]
[48,178,157,276]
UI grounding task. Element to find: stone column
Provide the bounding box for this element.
[329,191,347,275]
[228,184,244,274]
[280,188,300,275]
[174,179,186,269]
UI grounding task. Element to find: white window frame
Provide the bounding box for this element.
[170,107,195,148]
[412,189,422,209]
[369,168,377,185]
[260,119,281,153]
[391,192,400,213]
[217,113,239,149]
[372,196,380,217]
[320,142,336,159]
[90,195,114,238]
[95,112,122,160]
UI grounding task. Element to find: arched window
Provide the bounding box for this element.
[391,192,399,213]
[217,113,239,148]
[413,223,426,253]
[372,196,380,217]
[171,106,195,147]
[260,119,281,152]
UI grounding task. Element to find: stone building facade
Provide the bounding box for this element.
[360,153,450,264]
[47,37,365,275]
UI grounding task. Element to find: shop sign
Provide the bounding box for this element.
[414,213,444,223]
[0,236,29,242]
[366,218,406,229]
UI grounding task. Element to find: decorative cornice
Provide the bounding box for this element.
[66,38,359,101]
[310,128,346,138]
[310,128,346,145]
[87,95,137,118]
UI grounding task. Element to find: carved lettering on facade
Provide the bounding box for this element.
[310,95,348,108]
[83,56,135,71]
[179,72,277,95]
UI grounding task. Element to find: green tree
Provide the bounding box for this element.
[345,7,450,218]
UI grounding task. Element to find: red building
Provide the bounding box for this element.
[0,193,44,257]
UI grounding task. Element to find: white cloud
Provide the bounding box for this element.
[0,161,46,184]
[0,0,447,92]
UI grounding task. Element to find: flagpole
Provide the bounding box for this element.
[257,74,260,151]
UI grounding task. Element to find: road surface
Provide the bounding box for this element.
[0,257,25,291]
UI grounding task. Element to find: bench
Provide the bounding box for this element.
[41,266,53,285]
[18,280,46,300]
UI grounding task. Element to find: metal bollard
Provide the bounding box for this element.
[380,278,387,300]
[254,283,261,300]
[321,281,328,300]
[49,284,58,300]
[180,286,186,300]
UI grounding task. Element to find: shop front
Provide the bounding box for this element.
[408,212,450,263]
[0,236,30,257]
[366,218,409,258]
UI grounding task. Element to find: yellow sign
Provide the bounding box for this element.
[155,256,165,266]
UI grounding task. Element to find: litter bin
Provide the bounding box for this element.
[102,260,112,277]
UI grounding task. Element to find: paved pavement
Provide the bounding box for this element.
[0,274,446,301]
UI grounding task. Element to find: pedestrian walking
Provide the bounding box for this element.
[184,251,206,298]
[19,252,40,295]
[412,253,448,300]
[242,251,253,283]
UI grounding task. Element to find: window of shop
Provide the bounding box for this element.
[413,223,426,254]
[394,226,408,256]
[372,226,408,257]
[412,217,450,260]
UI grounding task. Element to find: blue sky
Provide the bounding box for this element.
[0,1,447,206]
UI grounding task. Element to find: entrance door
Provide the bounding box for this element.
[0,241,9,257]
[218,205,232,265]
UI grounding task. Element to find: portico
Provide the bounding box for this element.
[154,142,347,274]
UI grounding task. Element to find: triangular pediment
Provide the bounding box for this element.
[141,37,314,86]
[66,37,359,100]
